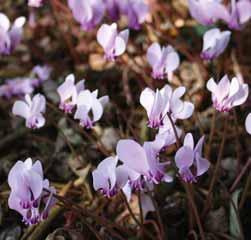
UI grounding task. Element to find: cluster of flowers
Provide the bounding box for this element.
[92,83,210,202]
[189,0,251,30]
[0,65,51,99]
[5,0,251,226]
[67,0,149,31]
[96,22,180,80]
[28,0,149,30]
[12,74,109,130]
[8,158,56,225]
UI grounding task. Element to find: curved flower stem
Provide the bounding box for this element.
[147,190,165,240]
[230,158,251,193]
[120,191,141,227]
[183,184,206,240]
[202,115,227,216]
[166,113,181,148]
[206,109,216,159]
[239,172,251,209]
[120,191,155,240]
[166,113,206,240]
[137,191,144,225]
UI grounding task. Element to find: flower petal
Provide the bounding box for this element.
[117,139,149,174]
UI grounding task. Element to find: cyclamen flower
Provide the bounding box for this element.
[117,139,173,190]
[92,156,130,198]
[0,13,26,55]
[8,158,56,225]
[68,0,105,31]
[228,0,251,30]
[245,113,251,134]
[74,89,109,129]
[175,133,210,183]
[12,94,46,129]
[207,75,249,112]
[0,78,35,99]
[201,28,231,60]
[188,0,251,30]
[57,74,85,113]
[28,0,43,7]
[97,23,129,61]
[32,65,52,84]
[140,85,194,129]
[147,43,180,80]
[188,0,229,26]
[119,0,149,30]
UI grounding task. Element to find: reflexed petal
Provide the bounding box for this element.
[175,146,194,169]
[140,88,155,117]
[8,191,25,215]
[32,160,43,177]
[114,36,126,56]
[31,94,46,114]
[117,139,149,174]
[99,95,109,107]
[57,74,75,102]
[206,78,217,93]
[119,29,129,44]
[75,80,85,93]
[93,156,118,190]
[91,97,103,121]
[74,105,89,120]
[202,28,220,51]
[12,100,30,119]
[150,89,164,118]
[23,170,43,200]
[165,51,180,72]
[172,86,186,100]
[0,13,10,31]
[97,23,117,50]
[116,165,130,188]
[231,83,249,107]
[76,90,93,109]
[194,135,205,156]
[175,102,194,120]
[183,133,194,149]
[195,153,210,176]
[216,75,230,101]
[147,43,162,67]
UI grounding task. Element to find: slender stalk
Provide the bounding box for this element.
[147,190,165,240]
[206,109,216,159]
[203,116,227,216]
[230,159,251,193]
[233,109,242,171]
[239,172,251,209]
[166,113,181,147]
[184,184,206,240]
[137,191,144,225]
[120,191,142,228]
[120,191,155,240]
